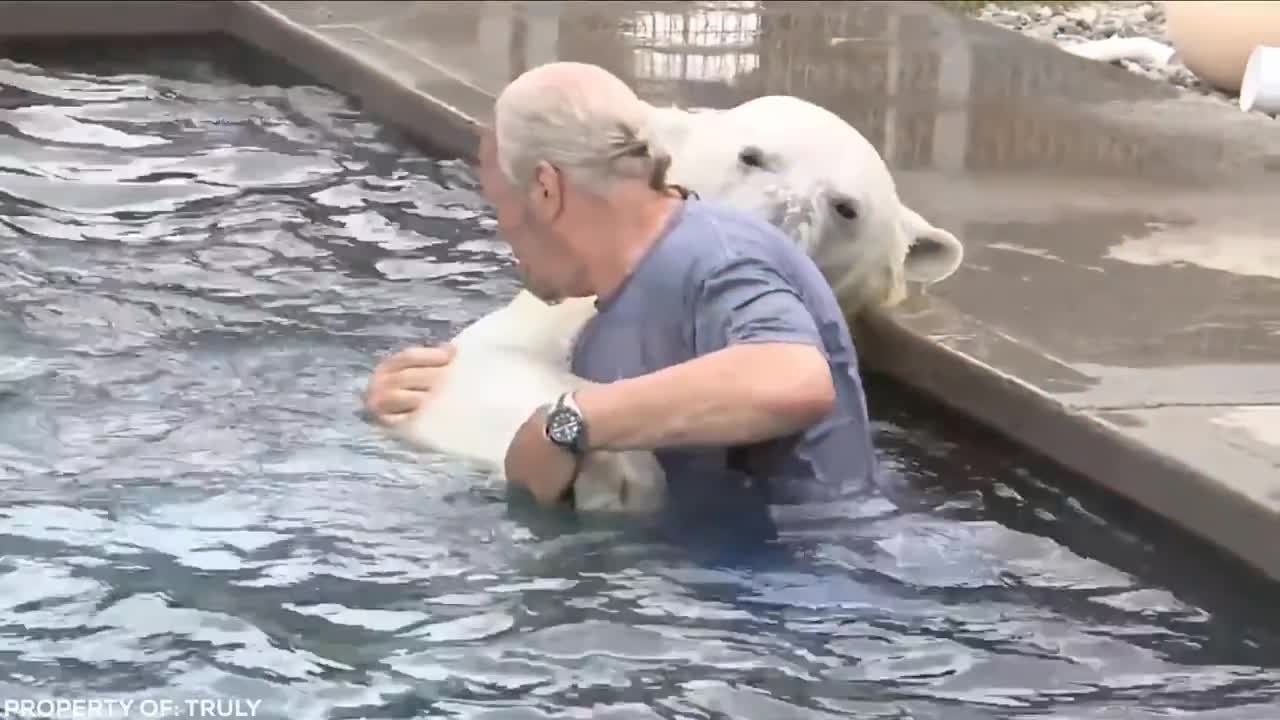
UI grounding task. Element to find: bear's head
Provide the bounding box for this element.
[647,95,964,313]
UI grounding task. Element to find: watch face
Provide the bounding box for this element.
[546,407,581,446]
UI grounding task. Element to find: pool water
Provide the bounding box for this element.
[1,39,1279,720]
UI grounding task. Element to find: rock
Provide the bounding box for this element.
[965,0,1274,119]
[1072,6,1100,28]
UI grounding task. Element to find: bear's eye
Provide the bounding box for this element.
[738,146,766,169]
[833,199,858,220]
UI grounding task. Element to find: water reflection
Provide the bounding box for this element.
[629,3,761,87]
[1,37,1280,720]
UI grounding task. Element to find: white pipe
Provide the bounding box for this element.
[1240,45,1280,114]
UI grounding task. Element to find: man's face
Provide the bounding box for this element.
[475,128,575,303]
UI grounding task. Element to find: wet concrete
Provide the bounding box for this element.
[2,1,1278,580]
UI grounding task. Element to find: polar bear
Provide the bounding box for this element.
[390,95,964,515]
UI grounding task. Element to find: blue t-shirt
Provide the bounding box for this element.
[570,198,878,528]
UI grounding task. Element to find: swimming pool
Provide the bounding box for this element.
[1,38,1278,720]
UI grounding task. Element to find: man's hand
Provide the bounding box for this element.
[504,404,580,506]
[364,343,457,426]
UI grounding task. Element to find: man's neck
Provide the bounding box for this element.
[580,191,684,300]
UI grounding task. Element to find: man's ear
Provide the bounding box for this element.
[530,160,564,222]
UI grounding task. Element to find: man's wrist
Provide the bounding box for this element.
[571,383,616,452]
[507,404,581,505]
[546,402,585,500]
[543,392,589,454]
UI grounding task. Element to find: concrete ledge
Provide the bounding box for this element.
[227,1,487,161]
[856,311,1280,582]
[3,0,1277,582]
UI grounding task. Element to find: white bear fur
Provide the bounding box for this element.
[391,95,964,515]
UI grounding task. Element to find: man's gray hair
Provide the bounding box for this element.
[493,62,671,194]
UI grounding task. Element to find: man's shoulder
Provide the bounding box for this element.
[623,198,829,316]
[679,198,790,242]
[663,199,801,271]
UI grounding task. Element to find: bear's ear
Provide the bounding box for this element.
[900,204,964,284]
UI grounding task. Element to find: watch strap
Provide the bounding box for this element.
[559,391,583,419]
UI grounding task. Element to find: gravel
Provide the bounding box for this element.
[966,1,1255,110]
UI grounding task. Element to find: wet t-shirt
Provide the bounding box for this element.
[570,198,878,533]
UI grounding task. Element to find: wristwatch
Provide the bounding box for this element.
[543,392,588,455]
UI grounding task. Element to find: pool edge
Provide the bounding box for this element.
[854,312,1280,582]
[227,1,484,162]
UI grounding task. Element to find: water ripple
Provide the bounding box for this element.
[1,41,1279,720]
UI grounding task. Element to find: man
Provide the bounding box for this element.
[365,62,877,532]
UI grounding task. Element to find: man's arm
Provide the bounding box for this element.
[574,254,836,451]
[504,254,837,504]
